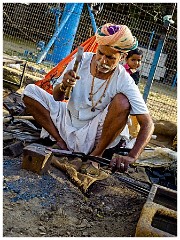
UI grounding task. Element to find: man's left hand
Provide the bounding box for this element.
[110,153,136,173]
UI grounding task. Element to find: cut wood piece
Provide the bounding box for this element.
[22,143,52,175]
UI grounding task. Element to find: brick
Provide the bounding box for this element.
[22,143,52,175]
[135,184,177,237]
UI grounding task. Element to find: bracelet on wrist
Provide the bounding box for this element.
[59,82,66,93]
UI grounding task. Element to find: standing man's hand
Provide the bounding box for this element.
[110,153,136,173]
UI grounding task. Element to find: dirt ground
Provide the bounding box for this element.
[3,126,177,237]
[3,154,148,237]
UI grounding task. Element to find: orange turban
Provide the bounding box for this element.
[95,23,138,52]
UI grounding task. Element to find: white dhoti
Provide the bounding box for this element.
[22,84,129,154]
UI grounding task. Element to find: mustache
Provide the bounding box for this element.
[96,61,111,70]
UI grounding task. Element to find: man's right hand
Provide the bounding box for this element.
[62,70,80,88]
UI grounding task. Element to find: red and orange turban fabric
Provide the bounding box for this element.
[95,23,138,52]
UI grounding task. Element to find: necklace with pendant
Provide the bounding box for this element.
[89,74,112,112]
[88,77,107,101]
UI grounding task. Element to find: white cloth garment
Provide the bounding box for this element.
[22,52,148,154]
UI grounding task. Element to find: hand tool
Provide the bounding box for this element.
[64,46,84,100]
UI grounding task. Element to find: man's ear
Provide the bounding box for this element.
[123,53,128,60]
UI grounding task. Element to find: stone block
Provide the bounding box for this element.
[135,184,177,237]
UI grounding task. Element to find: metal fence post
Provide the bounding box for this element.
[171,73,177,89]
[143,5,176,102]
[51,3,84,64]
[139,30,155,82]
[36,3,84,64]
[87,4,97,33]
[143,32,166,102]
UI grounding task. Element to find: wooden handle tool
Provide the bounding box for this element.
[64,46,84,100]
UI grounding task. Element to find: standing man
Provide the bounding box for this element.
[22,23,154,173]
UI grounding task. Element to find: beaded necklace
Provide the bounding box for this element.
[88,72,112,112]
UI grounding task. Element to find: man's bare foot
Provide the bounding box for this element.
[56,140,68,150]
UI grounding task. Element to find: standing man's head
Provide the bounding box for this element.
[125,48,143,70]
[95,23,138,73]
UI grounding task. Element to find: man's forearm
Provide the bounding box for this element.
[128,118,154,160]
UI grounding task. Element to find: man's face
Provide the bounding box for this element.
[95,45,124,73]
